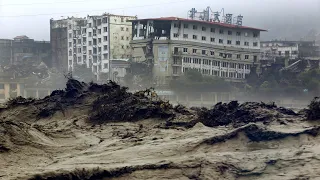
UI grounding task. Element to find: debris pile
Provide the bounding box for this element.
[306,97,320,120]
[89,83,174,123]
[196,101,297,127]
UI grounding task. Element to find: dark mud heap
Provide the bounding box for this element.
[2,78,319,126]
[4,78,175,122]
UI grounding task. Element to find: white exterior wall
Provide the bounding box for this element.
[109,15,136,59]
[170,22,260,50]
[169,21,261,80]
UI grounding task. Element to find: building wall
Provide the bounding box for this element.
[50,19,69,71]
[131,20,262,85]
[170,21,261,50]
[0,39,13,66]
[109,15,136,59]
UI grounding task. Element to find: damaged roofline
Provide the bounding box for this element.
[129,17,267,32]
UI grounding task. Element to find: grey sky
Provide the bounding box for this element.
[0,0,319,41]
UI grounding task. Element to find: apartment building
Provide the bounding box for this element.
[50,14,136,80]
[130,17,266,85]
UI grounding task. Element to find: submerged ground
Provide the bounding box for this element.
[1,79,320,180]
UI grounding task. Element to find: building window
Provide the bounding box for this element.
[78,48,81,53]
[69,33,72,38]
[104,63,108,69]
[89,41,92,46]
[210,51,214,56]
[202,36,206,41]
[227,54,232,58]
[121,45,124,49]
[236,41,240,45]
[104,27,108,32]
[103,17,108,23]
[245,55,249,59]
[121,18,124,22]
[174,33,179,37]
[219,53,223,57]
[121,36,124,40]
[253,42,258,47]
[98,29,101,34]
[244,32,248,37]
[253,33,258,37]
[227,40,232,44]
[183,24,188,28]
[88,23,92,27]
[237,54,241,59]
[89,32,92,37]
[183,48,188,52]
[193,25,197,30]
[121,27,124,31]
[83,55,87,60]
[211,28,215,33]
[183,34,188,38]
[104,45,108,50]
[219,39,223,44]
[89,50,92,55]
[202,26,206,31]
[202,50,206,55]
[253,55,257,62]
[69,42,72,47]
[78,56,81,62]
[98,38,102,43]
[228,30,232,35]
[103,53,108,59]
[193,49,197,53]
[104,36,108,41]
[193,35,197,40]
[219,29,224,34]
[244,42,249,46]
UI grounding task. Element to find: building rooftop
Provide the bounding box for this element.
[132,17,267,31]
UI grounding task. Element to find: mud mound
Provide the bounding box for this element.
[197,101,297,127]
[203,124,320,145]
[306,97,320,120]
[0,121,33,152]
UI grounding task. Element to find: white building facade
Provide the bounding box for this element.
[130,17,266,85]
[51,14,136,80]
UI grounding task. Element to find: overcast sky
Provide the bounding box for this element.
[0,0,319,41]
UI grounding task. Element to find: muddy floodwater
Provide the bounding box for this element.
[1,79,320,180]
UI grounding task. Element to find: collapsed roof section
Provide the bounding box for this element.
[131,16,267,32]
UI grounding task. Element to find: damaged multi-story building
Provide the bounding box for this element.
[129,10,266,85]
[260,40,320,68]
[50,14,136,80]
